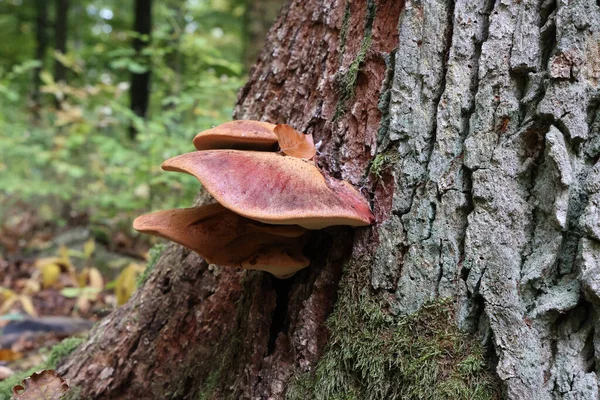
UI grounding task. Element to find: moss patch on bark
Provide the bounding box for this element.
[334,0,376,120]
[285,260,500,400]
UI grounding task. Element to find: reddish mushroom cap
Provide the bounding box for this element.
[161,150,375,229]
[193,120,278,151]
[133,203,310,278]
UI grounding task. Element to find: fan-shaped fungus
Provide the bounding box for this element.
[162,150,374,229]
[134,120,374,278]
[133,204,309,278]
[193,120,278,151]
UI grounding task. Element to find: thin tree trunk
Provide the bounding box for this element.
[32,0,48,117]
[129,0,152,140]
[242,0,285,68]
[54,0,68,84]
[59,0,600,399]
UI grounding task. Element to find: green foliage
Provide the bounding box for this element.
[0,0,246,230]
[0,336,85,400]
[285,260,500,400]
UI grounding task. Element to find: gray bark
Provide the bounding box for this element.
[375,0,600,398]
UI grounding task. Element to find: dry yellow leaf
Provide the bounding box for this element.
[88,268,104,290]
[0,287,16,300]
[0,295,37,317]
[0,348,22,362]
[83,238,95,259]
[19,295,37,317]
[77,267,104,290]
[115,263,143,305]
[0,296,17,315]
[39,263,61,289]
[76,295,91,314]
[34,257,62,269]
[58,246,72,269]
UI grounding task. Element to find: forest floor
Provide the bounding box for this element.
[0,200,150,384]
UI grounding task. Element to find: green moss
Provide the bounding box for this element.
[334,0,377,120]
[338,1,352,61]
[285,260,499,400]
[0,336,85,400]
[196,330,244,400]
[45,337,86,367]
[137,243,167,286]
[369,152,400,178]
[334,33,373,120]
[196,284,252,400]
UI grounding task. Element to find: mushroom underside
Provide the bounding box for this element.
[133,203,310,278]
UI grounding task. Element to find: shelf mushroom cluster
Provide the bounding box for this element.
[133,120,375,278]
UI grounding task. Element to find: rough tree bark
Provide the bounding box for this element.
[59,0,600,399]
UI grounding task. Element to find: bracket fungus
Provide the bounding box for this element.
[192,120,278,151]
[134,120,374,278]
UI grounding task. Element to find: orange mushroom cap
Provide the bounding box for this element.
[161,150,375,229]
[133,203,309,278]
[193,120,278,151]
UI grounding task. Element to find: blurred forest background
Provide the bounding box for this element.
[0,0,282,388]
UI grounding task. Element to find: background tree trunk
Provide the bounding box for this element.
[59,0,600,399]
[242,0,286,68]
[32,0,48,115]
[129,0,152,139]
[54,0,68,84]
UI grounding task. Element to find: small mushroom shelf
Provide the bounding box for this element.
[133,120,374,279]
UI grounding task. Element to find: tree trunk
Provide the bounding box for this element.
[59,0,600,399]
[129,0,152,140]
[54,0,68,84]
[32,0,48,114]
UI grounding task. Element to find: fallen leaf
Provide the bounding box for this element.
[12,369,69,400]
[88,268,104,290]
[0,349,22,362]
[83,239,95,259]
[115,263,144,305]
[0,294,37,317]
[274,124,316,159]
[18,295,37,317]
[75,295,90,314]
[38,263,61,289]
